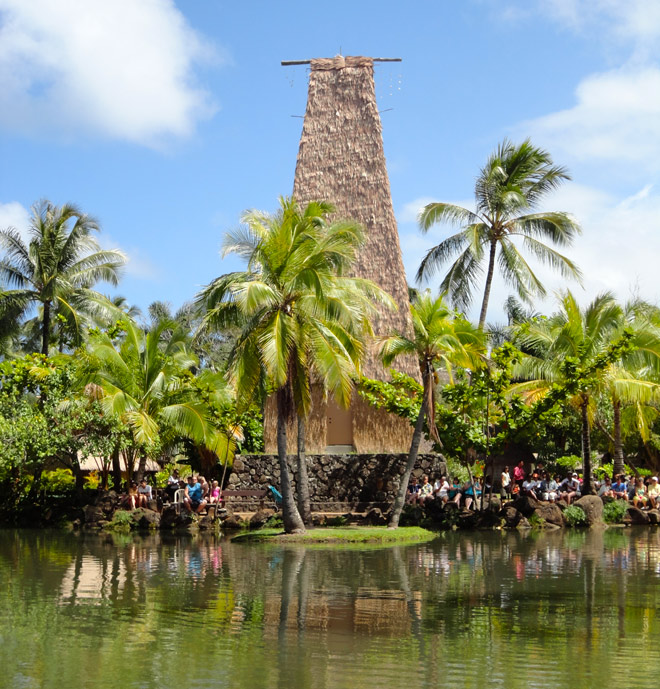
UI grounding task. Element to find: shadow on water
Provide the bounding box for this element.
[2,527,660,688]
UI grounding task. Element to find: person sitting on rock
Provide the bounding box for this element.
[611,474,628,500]
[407,476,420,504]
[540,472,558,502]
[559,473,580,505]
[122,481,139,510]
[523,473,540,500]
[434,475,450,503]
[647,476,660,509]
[184,475,207,514]
[463,479,482,510]
[137,478,153,508]
[209,480,221,504]
[632,477,648,509]
[198,475,210,501]
[598,475,614,499]
[418,474,434,505]
[448,477,463,506]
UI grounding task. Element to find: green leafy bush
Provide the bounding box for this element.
[603,499,628,524]
[264,513,283,529]
[563,505,587,527]
[42,468,75,494]
[528,512,546,529]
[84,471,100,490]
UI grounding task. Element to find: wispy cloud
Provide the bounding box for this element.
[0,0,221,147]
[522,66,660,174]
[0,200,30,240]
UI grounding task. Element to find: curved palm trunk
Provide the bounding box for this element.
[478,238,498,329]
[276,389,305,534]
[612,398,625,477]
[388,383,429,529]
[41,300,51,355]
[296,415,312,527]
[581,396,594,495]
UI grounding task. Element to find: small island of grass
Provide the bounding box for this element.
[231,525,436,545]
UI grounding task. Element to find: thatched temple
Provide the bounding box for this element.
[264,55,419,454]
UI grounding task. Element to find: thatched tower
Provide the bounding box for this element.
[264,55,419,454]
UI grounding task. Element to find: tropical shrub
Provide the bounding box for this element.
[42,468,75,494]
[603,499,628,524]
[528,512,546,529]
[563,505,587,527]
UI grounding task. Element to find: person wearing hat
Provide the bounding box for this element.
[648,476,660,509]
[559,472,580,505]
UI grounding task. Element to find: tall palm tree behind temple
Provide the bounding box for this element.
[417,139,582,328]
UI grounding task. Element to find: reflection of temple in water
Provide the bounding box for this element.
[262,588,422,637]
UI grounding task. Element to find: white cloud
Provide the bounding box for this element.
[398,197,437,224]
[0,0,219,147]
[0,200,30,239]
[522,66,660,171]
[539,0,660,51]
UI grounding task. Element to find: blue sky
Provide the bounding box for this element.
[1,0,659,324]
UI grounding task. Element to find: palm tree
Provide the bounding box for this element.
[197,196,389,534]
[597,303,660,475]
[83,318,232,481]
[0,200,125,355]
[381,291,486,528]
[512,292,660,491]
[417,139,582,328]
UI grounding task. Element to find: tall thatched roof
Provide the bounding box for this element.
[292,55,419,381]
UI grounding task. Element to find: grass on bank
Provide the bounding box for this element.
[231,525,436,545]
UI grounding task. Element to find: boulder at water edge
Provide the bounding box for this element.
[510,495,540,517]
[535,503,566,527]
[624,506,650,524]
[574,495,604,524]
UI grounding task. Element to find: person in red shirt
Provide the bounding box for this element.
[513,461,526,492]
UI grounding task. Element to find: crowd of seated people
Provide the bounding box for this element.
[407,473,485,509]
[119,471,223,514]
[406,465,660,511]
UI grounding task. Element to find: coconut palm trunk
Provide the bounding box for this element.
[388,383,429,529]
[276,389,305,533]
[296,415,312,527]
[612,398,625,477]
[136,454,147,483]
[478,239,498,329]
[111,446,122,491]
[41,300,51,355]
[580,395,594,494]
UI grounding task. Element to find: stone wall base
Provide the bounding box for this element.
[229,453,447,504]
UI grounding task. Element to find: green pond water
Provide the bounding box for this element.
[2,527,660,689]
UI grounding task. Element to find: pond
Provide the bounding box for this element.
[1,527,659,689]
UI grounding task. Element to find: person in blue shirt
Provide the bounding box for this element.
[184,475,207,514]
[612,474,628,501]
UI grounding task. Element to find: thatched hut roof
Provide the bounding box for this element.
[292,55,419,381]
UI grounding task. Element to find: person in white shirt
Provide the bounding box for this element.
[501,466,511,498]
[434,475,450,503]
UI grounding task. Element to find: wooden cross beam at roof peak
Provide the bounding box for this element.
[281,56,401,66]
